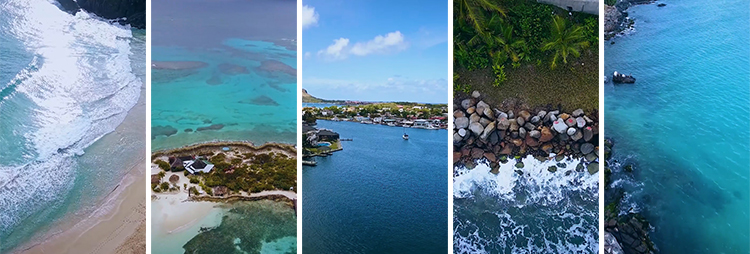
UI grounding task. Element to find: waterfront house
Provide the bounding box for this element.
[186,159,214,174]
[317,129,340,142]
[413,119,431,129]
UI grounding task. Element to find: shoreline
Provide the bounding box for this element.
[452,91,600,175]
[151,141,296,159]
[15,84,147,254]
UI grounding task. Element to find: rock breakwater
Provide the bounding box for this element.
[453,91,599,173]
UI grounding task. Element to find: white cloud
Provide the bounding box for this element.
[302,5,319,29]
[316,31,408,61]
[304,52,311,59]
[350,31,407,56]
[317,38,350,60]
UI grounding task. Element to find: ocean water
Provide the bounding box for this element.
[604,0,750,253]
[0,0,145,252]
[150,0,297,151]
[151,200,296,254]
[302,120,448,253]
[303,103,339,108]
[453,157,599,253]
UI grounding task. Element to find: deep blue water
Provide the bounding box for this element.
[604,0,750,253]
[302,120,448,253]
[150,0,297,151]
[0,0,145,252]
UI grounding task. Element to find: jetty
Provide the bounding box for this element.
[302,160,317,166]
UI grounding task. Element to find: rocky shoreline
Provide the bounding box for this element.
[605,0,660,39]
[56,0,145,29]
[151,141,296,160]
[453,91,599,174]
[603,138,656,254]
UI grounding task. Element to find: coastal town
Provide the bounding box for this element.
[301,103,449,161]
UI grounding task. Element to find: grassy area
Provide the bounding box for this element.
[455,49,598,112]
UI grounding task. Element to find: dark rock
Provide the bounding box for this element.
[484,152,497,163]
[624,164,634,172]
[529,130,541,139]
[218,63,250,75]
[152,125,178,139]
[184,128,193,133]
[583,127,594,142]
[530,115,540,124]
[547,166,557,173]
[196,124,225,132]
[657,3,666,7]
[258,60,296,77]
[581,143,595,155]
[587,162,599,174]
[516,116,525,126]
[612,71,636,83]
[515,162,524,168]
[241,95,279,106]
[70,0,146,29]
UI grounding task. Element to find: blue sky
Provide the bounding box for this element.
[302,0,448,104]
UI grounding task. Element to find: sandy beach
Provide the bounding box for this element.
[16,86,147,254]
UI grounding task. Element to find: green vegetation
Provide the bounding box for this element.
[199,153,296,194]
[303,103,448,121]
[454,0,598,111]
[605,0,616,6]
[155,160,170,171]
[541,16,590,69]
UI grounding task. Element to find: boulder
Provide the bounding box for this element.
[496,111,508,120]
[484,152,496,163]
[512,139,524,147]
[580,143,595,155]
[548,166,557,173]
[515,162,524,168]
[529,130,541,139]
[559,113,570,120]
[525,135,539,147]
[523,123,536,131]
[458,128,467,137]
[476,100,490,110]
[497,118,510,130]
[587,162,599,174]
[453,132,463,143]
[571,130,583,141]
[470,113,481,124]
[539,127,554,142]
[537,110,547,118]
[516,116,525,126]
[480,117,492,127]
[585,153,598,162]
[466,106,476,114]
[461,98,475,109]
[469,122,484,136]
[567,127,577,136]
[576,117,586,128]
[541,144,553,153]
[453,152,462,164]
[472,90,481,98]
[530,115,540,124]
[519,111,531,121]
[553,119,568,133]
[583,127,594,142]
[455,117,469,129]
[509,119,519,131]
[508,110,514,119]
[480,122,496,140]
[483,107,495,120]
[453,110,465,119]
[572,108,585,117]
[519,128,527,139]
[565,117,577,127]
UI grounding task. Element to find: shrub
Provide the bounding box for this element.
[160,182,170,191]
[492,64,507,87]
[189,177,199,184]
[155,160,170,171]
[172,165,185,172]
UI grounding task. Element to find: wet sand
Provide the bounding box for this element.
[17,86,147,254]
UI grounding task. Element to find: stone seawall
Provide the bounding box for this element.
[453,91,599,173]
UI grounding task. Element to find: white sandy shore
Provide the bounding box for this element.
[151,171,296,253]
[15,86,147,254]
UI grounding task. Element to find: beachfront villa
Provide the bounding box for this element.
[168,156,214,174]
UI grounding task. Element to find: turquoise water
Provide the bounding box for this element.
[303,120,448,253]
[150,0,296,151]
[604,1,750,253]
[453,158,598,253]
[0,0,145,252]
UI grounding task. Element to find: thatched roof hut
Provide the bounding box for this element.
[151,174,161,185]
[169,174,179,184]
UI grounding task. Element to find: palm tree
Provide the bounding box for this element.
[467,14,526,66]
[541,16,589,69]
[454,0,506,37]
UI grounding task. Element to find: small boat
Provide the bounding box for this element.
[402,127,409,140]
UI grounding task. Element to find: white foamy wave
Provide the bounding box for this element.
[454,155,599,253]
[454,155,599,204]
[0,0,141,236]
